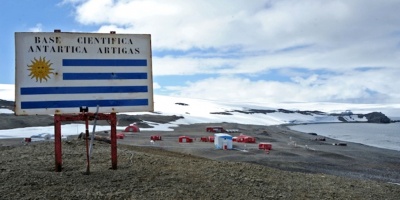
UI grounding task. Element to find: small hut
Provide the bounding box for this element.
[200,137,209,142]
[178,136,193,143]
[124,124,140,132]
[214,133,233,150]
[116,133,125,139]
[206,126,225,133]
[150,135,162,141]
[259,143,272,150]
[236,134,256,143]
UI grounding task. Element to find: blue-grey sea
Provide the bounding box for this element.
[289,122,400,151]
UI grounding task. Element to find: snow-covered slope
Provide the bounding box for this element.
[2,94,398,126]
[121,95,394,126]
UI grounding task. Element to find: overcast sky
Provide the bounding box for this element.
[1,0,400,104]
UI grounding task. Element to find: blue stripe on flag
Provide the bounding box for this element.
[63,59,147,66]
[21,86,148,95]
[63,73,147,80]
[21,99,149,109]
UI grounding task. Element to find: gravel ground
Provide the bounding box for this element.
[1,123,400,199]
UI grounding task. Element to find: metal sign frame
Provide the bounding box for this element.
[54,113,117,172]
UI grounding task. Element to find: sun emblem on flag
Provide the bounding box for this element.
[27,57,54,83]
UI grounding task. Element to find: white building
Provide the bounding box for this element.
[214,133,233,150]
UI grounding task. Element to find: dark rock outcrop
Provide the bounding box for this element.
[337,116,346,122]
[232,109,276,114]
[0,99,14,111]
[363,112,391,123]
[210,112,233,115]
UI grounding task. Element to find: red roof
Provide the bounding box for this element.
[124,125,140,132]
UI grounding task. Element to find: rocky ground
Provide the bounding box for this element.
[1,121,400,199]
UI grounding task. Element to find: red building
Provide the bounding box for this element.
[236,134,256,143]
[150,135,162,141]
[124,124,140,132]
[178,136,193,143]
[259,143,272,150]
[206,126,225,133]
[116,133,125,139]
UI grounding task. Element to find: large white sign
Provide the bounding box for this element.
[15,32,153,115]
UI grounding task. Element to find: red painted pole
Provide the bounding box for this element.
[110,113,117,169]
[54,114,62,172]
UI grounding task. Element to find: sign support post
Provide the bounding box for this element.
[110,112,117,170]
[84,112,90,174]
[54,114,62,172]
[53,113,117,172]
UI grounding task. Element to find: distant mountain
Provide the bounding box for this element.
[0,96,394,130]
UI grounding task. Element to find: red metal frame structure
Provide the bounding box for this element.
[54,113,117,172]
